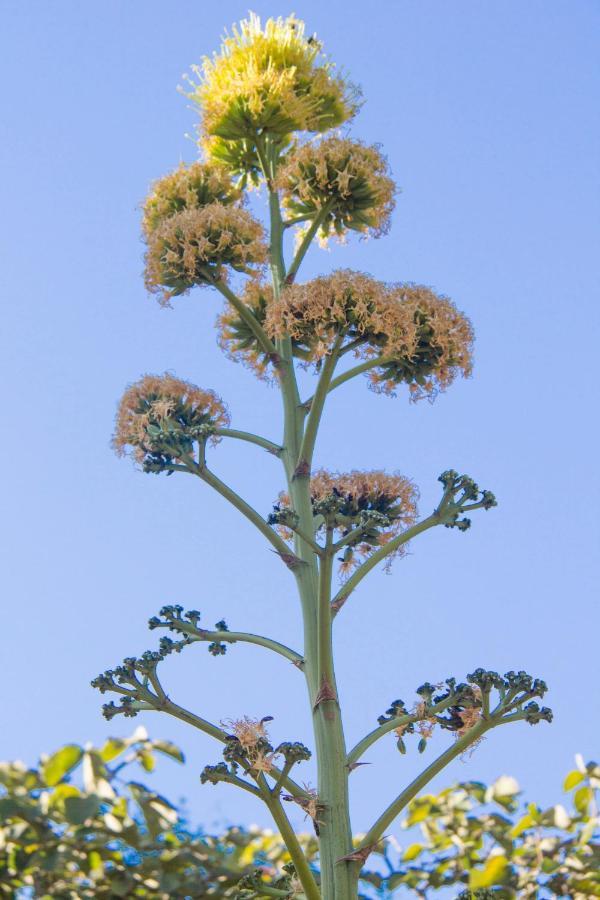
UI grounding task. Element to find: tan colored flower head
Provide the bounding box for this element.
[275,469,419,574]
[276,137,396,240]
[144,204,267,305]
[370,284,474,400]
[265,270,473,399]
[113,373,230,467]
[142,161,240,237]
[186,13,358,145]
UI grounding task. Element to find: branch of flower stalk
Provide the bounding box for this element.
[346,695,457,768]
[355,717,492,857]
[330,515,439,615]
[180,447,300,566]
[208,275,277,359]
[151,619,305,668]
[213,427,283,457]
[301,353,393,411]
[270,759,295,796]
[259,778,322,900]
[297,332,346,472]
[129,693,310,801]
[286,200,335,285]
[283,212,315,228]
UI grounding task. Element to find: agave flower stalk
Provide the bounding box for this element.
[94,14,552,900]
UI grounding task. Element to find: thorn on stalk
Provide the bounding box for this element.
[337,841,383,865]
[293,458,311,479]
[331,594,349,615]
[271,549,306,570]
[314,677,338,709]
[347,761,371,773]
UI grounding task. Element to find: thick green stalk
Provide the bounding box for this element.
[260,156,355,898]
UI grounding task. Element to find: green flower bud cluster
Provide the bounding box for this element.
[200,762,237,786]
[149,605,231,657]
[376,668,552,755]
[142,422,216,475]
[437,470,497,531]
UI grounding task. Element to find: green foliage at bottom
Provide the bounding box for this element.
[0,733,598,898]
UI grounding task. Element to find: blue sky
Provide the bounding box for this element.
[1,0,599,842]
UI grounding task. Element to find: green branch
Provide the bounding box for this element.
[182,448,298,563]
[346,695,457,768]
[214,427,283,456]
[171,624,304,668]
[356,717,491,853]
[210,276,277,359]
[331,515,439,614]
[297,332,346,471]
[286,202,334,285]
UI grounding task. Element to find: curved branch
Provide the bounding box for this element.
[210,277,277,359]
[214,427,283,456]
[286,201,334,285]
[356,717,491,853]
[297,332,346,471]
[182,449,298,563]
[331,515,439,614]
[183,627,304,668]
[346,695,457,768]
[136,696,309,801]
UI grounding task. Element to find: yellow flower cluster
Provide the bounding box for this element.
[264,270,473,399]
[113,373,230,464]
[276,137,396,240]
[144,205,267,306]
[187,13,357,145]
[142,161,240,237]
[276,469,419,573]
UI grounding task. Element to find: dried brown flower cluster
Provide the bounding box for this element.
[113,373,230,464]
[276,137,396,240]
[264,270,473,399]
[142,161,240,237]
[276,469,419,573]
[144,205,267,306]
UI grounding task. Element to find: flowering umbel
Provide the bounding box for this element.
[276,137,396,241]
[271,470,419,573]
[187,13,357,147]
[113,373,230,468]
[144,204,267,305]
[142,161,241,236]
[264,269,473,398]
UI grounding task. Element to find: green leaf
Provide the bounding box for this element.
[100,738,127,763]
[510,813,534,838]
[574,786,593,814]
[564,769,585,791]
[469,855,508,889]
[64,795,101,825]
[139,750,156,773]
[88,850,103,875]
[153,740,184,763]
[403,843,424,861]
[42,745,83,787]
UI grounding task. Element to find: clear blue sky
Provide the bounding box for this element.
[1,0,599,841]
